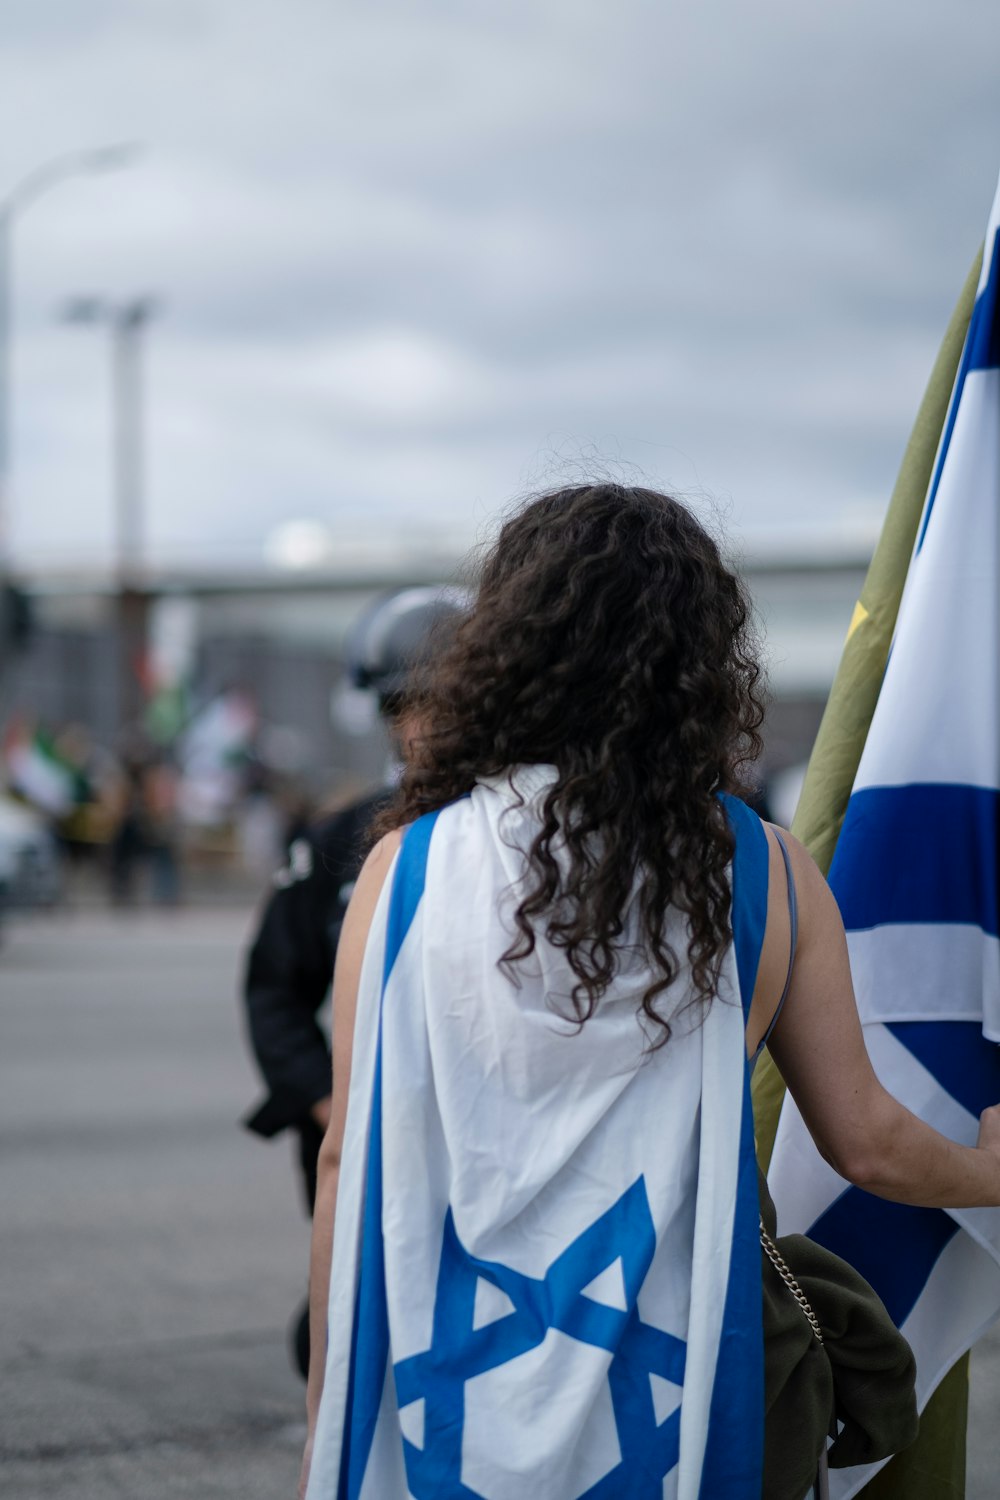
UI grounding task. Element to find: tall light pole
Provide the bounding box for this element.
[63,295,160,733]
[0,144,138,567]
[63,296,158,581]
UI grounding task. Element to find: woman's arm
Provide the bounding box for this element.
[763,830,1000,1210]
[299,828,403,1496]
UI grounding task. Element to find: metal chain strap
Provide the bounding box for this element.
[759,1217,825,1346]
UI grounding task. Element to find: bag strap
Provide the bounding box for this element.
[759,1217,824,1346]
[757,831,823,1342]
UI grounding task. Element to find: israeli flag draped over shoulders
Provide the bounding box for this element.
[306,770,769,1500]
[768,173,1000,1499]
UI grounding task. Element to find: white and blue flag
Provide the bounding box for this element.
[306,769,769,1500]
[768,172,1000,1498]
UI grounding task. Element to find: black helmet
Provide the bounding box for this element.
[345,587,468,707]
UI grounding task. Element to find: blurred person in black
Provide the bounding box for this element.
[109,747,181,906]
[241,587,465,1376]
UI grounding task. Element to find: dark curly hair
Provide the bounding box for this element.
[378,483,766,1045]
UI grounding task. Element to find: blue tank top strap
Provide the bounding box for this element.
[718,792,770,1023]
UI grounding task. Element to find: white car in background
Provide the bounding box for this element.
[0,795,60,912]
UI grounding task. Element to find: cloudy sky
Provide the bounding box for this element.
[2,0,998,572]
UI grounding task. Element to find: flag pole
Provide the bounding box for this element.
[793,247,984,873]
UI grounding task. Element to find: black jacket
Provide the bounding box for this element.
[243,788,388,1138]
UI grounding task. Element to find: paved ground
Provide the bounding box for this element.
[2,905,308,1498]
[2,903,998,1497]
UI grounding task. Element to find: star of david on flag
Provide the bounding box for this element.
[393,1176,686,1500]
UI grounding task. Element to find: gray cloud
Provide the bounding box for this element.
[2,0,998,568]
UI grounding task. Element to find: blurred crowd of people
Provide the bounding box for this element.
[0,692,328,914]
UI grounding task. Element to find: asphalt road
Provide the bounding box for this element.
[2,905,307,1499]
[2,904,998,1498]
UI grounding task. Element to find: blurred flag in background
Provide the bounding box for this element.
[3,717,78,817]
[176,689,256,827]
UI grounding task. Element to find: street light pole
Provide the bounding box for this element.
[112,299,157,584]
[112,300,158,739]
[0,145,138,567]
[63,295,160,735]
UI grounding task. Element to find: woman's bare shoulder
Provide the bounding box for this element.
[363,825,405,871]
[348,827,406,916]
[761,822,832,909]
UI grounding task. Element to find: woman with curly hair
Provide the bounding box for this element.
[299,484,1000,1500]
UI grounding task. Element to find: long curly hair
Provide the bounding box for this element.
[378,483,766,1045]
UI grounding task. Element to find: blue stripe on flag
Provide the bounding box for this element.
[699,793,765,1498]
[338,810,441,1500]
[967,228,1000,373]
[698,1071,764,1498]
[917,225,1000,551]
[829,783,1000,936]
[382,812,441,988]
[887,1020,1000,1121]
[808,1188,958,1329]
[720,792,769,1017]
[805,1025,1000,1333]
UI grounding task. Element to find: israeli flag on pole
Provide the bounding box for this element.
[306,772,768,1500]
[768,172,1000,1499]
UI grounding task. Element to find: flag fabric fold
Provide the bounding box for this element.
[306,772,767,1500]
[766,171,1000,1500]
